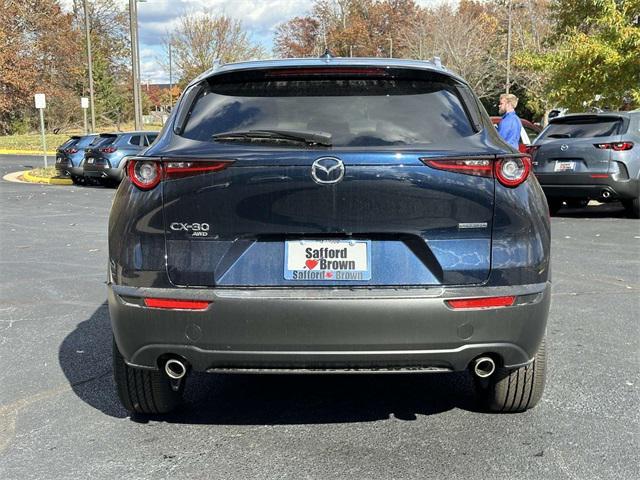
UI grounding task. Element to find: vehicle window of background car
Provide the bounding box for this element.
[540,119,623,139]
[180,74,476,147]
[143,134,157,146]
[128,135,141,146]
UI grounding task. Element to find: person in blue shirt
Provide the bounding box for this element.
[497,93,523,150]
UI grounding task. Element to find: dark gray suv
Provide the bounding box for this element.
[531,111,640,217]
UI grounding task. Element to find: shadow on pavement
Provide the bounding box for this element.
[552,201,629,219]
[60,303,483,425]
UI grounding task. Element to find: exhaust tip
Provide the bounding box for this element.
[601,190,611,199]
[473,356,496,378]
[165,358,187,379]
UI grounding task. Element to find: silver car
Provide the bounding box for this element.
[531,111,640,218]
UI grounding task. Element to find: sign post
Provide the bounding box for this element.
[34,94,47,167]
[81,97,89,134]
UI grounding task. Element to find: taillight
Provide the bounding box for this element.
[495,155,531,187]
[594,142,634,151]
[446,296,515,309]
[525,145,540,155]
[420,157,493,177]
[100,146,118,153]
[127,159,162,190]
[65,148,78,154]
[126,158,235,190]
[164,160,234,179]
[144,298,210,310]
[421,155,531,187]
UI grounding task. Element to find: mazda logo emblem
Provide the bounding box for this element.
[311,157,345,184]
[560,144,569,151]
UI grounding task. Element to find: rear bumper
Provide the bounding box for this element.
[84,163,123,181]
[109,282,551,373]
[535,173,639,200]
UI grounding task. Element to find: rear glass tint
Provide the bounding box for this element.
[75,135,96,148]
[542,118,623,139]
[180,70,476,147]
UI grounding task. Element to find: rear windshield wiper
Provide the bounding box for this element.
[547,133,572,138]
[213,129,332,147]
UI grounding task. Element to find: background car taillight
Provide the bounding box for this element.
[100,146,118,153]
[64,148,78,154]
[128,159,162,190]
[421,155,531,187]
[594,142,634,151]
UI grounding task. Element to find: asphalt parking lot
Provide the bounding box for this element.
[1,154,638,479]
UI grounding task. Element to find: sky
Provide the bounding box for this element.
[66,0,448,84]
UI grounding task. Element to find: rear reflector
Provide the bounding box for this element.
[590,174,609,178]
[144,298,210,310]
[446,296,516,309]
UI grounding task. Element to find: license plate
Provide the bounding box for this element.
[285,240,371,281]
[87,158,94,164]
[554,161,575,172]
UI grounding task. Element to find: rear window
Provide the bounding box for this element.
[541,117,623,139]
[75,135,96,148]
[179,70,476,147]
[59,138,77,149]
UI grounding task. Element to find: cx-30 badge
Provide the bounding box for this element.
[311,157,345,184]
[560,144,569,151]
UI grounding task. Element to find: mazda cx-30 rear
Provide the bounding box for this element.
[108,58,551,415]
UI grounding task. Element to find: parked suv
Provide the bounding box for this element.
[55,134,97,184]
[531,112,640,217]
[83,131,158,186]
[109,58,551,415]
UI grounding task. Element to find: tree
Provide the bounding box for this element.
[517,0,640,111]
[403,0,502,99]
[273,0,421,58]
[0,0,82,134]
[163,12,265,86]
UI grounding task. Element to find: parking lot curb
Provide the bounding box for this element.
[22,170,73,185]
[0,149,56,155]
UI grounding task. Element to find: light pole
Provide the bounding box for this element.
[129,0,144,129]
[168,41,173,108]
[506,0,513,93]
[82,0,96,132]
[506,1,525,94]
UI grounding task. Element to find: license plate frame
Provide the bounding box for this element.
[554,160,575,172]
[284,239,371,281]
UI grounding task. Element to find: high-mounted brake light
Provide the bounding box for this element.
[446,296,515,309]
[100,146,118,153]
[265,67,388,77]
[144,298,210,310]
[594,142,634,151]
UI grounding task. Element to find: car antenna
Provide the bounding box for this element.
[320,49,334,62]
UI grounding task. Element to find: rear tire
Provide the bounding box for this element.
[113,338,184,415]
[547,199,563,216]
[622,197,640,219]
[475,338,547,413]
[70,175,84,185]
